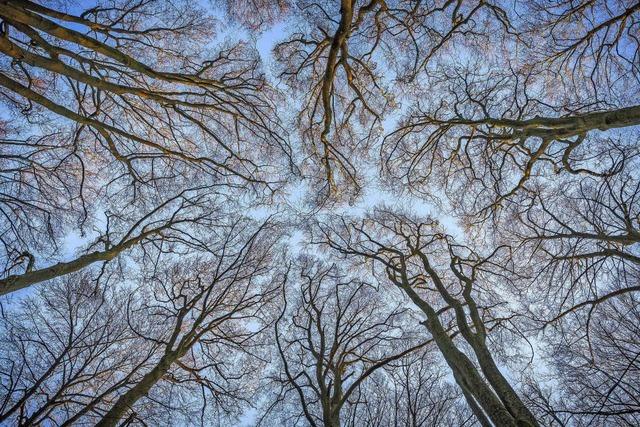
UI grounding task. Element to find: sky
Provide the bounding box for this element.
[44,1,468,262]
[0,3,548,425]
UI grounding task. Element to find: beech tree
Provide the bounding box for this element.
[382,64,640,221]
[1,0,639,426]
[260,258,428,427]
[314,209,539,426]
[543,294,640,425]
[380,0,640,222]
[500,173,639,325]
[96,217,280,426]
[0,217,281,426]
[0,0,290,186]
[270,0,513,201]
[360,350,473,426]
[0,186,228,295]
[0,273,144,426]
[0,0,291,291]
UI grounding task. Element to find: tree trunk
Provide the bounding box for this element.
[0,237,142,295]
[96,352,178,427]
[424,316,519,427]
[468,339,539,426]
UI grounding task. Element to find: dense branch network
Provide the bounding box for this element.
[0,1,639,426]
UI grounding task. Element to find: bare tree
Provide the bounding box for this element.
[359,350,474,427]
[497,174,640,426]
[0,185,227,295]
[314,208,539,426]
[96,218,281,426]
[524,293,640,426]
[0,0,293,292]
[260,257,429,427]
[500,172,640,329]
[0,0,291,187]
[382,62,640,221]
[0,273,148,426]
[0,216,281,426]
[267,0,513,201]
[523,0,640,97]
[0,126,88,281]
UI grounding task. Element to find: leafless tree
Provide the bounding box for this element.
[268,0,514,201]
[95,217,281,426]
[0,0,293,292]
[498,172,639,328]
[522,293,640,426]
[0,0,291,187]
[0,273,147,426]
[358,350,474,427]
[523,0,640,97]
[259,257,429,427]
[314,208,539,426]
[0,216,282,426]
[497,174,640,426]
[0,185,234,295]
[0,126,88,281]
[382,61,640,222]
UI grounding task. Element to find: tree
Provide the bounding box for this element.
[0,0,290,187]
[0,273,146,425]
[261,257,428,427]
[382,63,640,221]
[0,186,227,295]
[315,208,539,426]
[270,0,513,201]
[96,217,281,426]
[501,172,640,327]
[0,216,281,426]
[360,350,473,426]
[378,0,639,223]
[522,293,640,426]
[0,0,291,291]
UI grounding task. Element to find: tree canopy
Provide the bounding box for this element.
[0,0,639,426]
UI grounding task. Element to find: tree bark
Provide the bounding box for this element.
[468,338,539,426]
[1,246,123,295]
[0,227,157,295]
[96,351,179,427]
[437,104,640,140]
[397,281,521,426]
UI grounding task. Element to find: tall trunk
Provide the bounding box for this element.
[441,104,640,139]
[323,377,342,427]
[318,0,355,189]
[455,372,493,427]
[0,250,118,296]
[0,219,168,295]
[424,316,518,427]
[0,233,144,295]
[325,413,341,427]
[322,401,341,427]
[96,351,178,427]
[397,281,520,426]
[468,338,539,426]
[410,256,539,427]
